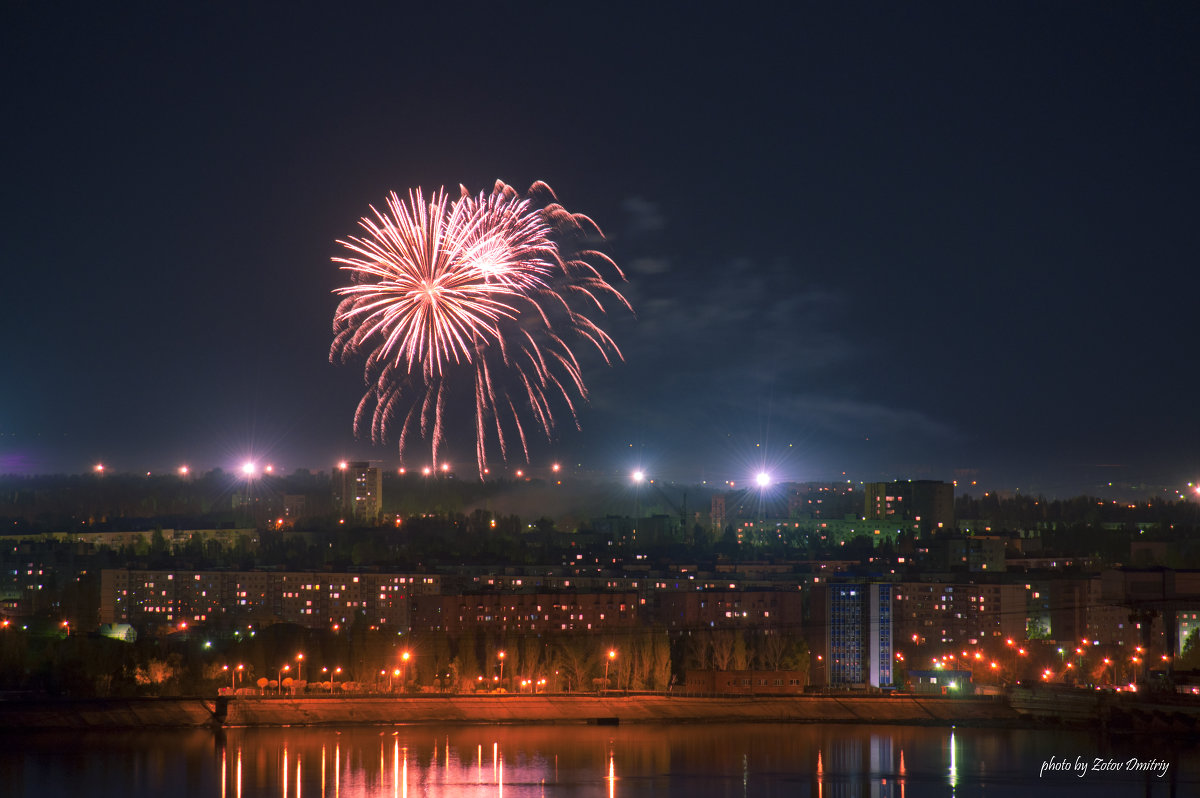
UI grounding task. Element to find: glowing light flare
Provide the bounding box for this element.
[241,461,256,477]
[756,471,771,488]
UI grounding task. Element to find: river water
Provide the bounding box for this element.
[1,723,1196,797]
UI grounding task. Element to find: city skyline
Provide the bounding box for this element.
[3,5,1198,497]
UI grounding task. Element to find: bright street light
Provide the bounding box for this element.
[604,648,617,690]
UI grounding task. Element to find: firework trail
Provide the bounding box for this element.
[331,181,630,476]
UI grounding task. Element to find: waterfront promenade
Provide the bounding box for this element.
[7,690,1200,732]
[0,693,1018,730]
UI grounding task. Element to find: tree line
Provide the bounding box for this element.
[0,616,810,698]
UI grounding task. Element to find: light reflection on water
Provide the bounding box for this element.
[1,723,1198,798]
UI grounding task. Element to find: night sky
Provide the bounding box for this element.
[3,4,1198,496]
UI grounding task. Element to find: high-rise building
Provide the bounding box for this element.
[710,494,726,536]
[811,582,893,688]
[863,480,954,534]
[333,461,382,522]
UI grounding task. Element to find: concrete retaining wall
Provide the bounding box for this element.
[0,694,1023,731]
[0,697,219,730]
[224,694,1020,727]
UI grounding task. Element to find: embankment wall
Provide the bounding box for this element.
[0,694,1024,730]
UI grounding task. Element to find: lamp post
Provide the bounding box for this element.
[756,471,771,524]
[400,650,411,693]
[632,471,644,543]
[278,664,290,695]
[241,461,257,522]
[498,651,506,689]
[604,649,617,691]
[223,664,245,691]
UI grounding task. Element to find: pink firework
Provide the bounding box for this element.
[331,181,629,475]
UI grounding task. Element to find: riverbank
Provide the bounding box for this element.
[0,693,1019,730]
[9,691,1200,733]
[226,693,1020,727]
[0,696,220,730]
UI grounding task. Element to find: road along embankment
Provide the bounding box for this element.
[0,694,1021,730]
[224,694,1018,727]
[1009,687,1200,734]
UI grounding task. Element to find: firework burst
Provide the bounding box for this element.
[331,181,630,476]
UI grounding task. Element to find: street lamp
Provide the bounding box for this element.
[296,652,305,686]
[323,666,342,693]
[400,650,411,693]
[223,664,244,691]
[223,664,245,692]
[604,648,617,690]
[498,651,506,687]
[278,664,290,695]
[755,471,772,524]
